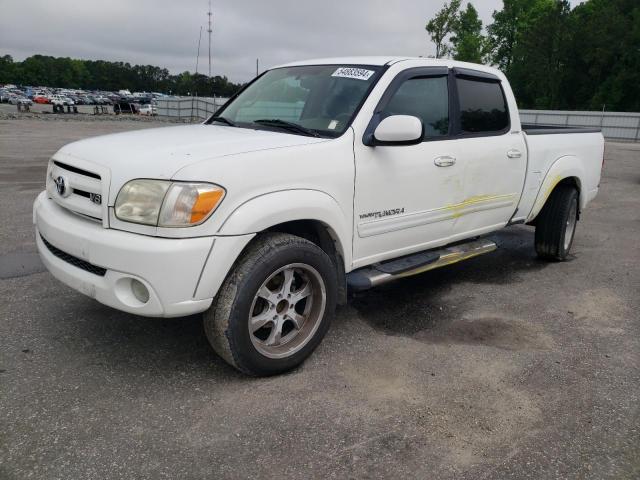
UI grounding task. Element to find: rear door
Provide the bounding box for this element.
[447,69,527,238]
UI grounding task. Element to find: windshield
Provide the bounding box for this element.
[210,64,383,137]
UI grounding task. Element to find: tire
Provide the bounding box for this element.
[204,233,337,376]
[535,184,579,261]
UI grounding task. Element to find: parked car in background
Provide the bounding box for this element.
[32,90,50,103]
[138,103,157,116]
[94,95,111,105]
[8,94,32,105]
[49,95,74,106]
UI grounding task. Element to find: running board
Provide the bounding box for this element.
[346,239,497,291]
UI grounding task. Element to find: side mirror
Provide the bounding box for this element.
[372,115,424,146]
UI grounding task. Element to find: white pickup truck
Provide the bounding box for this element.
[34,57,604,375]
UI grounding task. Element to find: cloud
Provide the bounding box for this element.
[0,0,582,83]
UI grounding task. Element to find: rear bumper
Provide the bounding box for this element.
[33,191,251,317]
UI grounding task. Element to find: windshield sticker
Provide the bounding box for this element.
[328,120,339,130]
[331,67,375,81]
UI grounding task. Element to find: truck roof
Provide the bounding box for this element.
[275,56,504,77]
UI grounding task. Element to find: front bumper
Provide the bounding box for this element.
[33,191,252,318]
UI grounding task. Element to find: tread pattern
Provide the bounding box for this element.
[203,233,336,375]
[534,184,579,261]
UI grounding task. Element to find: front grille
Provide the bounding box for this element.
[49,160,104,221]
[53,160,101,179]
[73,188,91,198]
[40,234,107,277]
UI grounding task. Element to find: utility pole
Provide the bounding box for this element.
[207,0,213,78]
[256,58,259,77]
[194,26,203,121]
[195,26,203,76]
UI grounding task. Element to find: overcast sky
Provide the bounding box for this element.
[0,0,585,83]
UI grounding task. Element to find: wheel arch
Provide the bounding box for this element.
[526,155,585,223]
[216,190,351,305]
[263,219,347,305]
[217,189,351,266]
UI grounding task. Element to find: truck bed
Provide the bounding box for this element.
[513,127,604,224]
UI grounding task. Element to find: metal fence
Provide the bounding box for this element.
[156,97,228,121]
[156,99,640,142]
[520,109,640,142]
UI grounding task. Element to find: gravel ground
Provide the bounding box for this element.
[0,118,639,479]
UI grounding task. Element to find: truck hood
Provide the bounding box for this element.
[53,124,328,203]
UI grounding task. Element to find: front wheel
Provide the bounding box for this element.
[535,184,579,261]
[204,233,337,376]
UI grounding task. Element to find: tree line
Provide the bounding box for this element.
[426,0,640,111]
[0,54,244,97]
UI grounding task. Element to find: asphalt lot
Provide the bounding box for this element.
[1,117,639,479]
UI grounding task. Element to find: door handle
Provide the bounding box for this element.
[507,149,522,159]
[434,155,456,167]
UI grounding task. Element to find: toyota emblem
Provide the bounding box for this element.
[54,175,69,197]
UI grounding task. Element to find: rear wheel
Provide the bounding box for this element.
[535,184,579,261]
[203,233,337,376]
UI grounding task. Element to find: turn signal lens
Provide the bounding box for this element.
[190,188,225,223]
[158,183,225,227]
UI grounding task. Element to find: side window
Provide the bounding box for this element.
[382,76,449,138]
[456,77,509,133]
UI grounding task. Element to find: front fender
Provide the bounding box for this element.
[527,155,585,222]
[217,189,352,266]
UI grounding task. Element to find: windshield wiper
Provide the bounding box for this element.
[209,116,237,127]
[253,119,320,137]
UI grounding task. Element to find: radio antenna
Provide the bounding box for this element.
[207,0,213,77]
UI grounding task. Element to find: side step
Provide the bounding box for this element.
[346,238,497,291]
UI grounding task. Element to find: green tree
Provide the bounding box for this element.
[487,0,553,71]
[0,53,245,97]
[485,0,639,111]
[561,0,640,111]
[507,0,571,108]
[426,0,462,58]
[0,55,15,83]
[451,3,485,63]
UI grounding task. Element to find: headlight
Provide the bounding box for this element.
[115,180,225,227]
[114,179,169,225]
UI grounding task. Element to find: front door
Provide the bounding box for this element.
[352,69,465,268]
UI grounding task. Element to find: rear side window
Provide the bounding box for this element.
[382,76,449,138]
[456,77,509,133]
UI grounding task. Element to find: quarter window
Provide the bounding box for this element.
[456,77,509,133]
[382,76,449,139]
